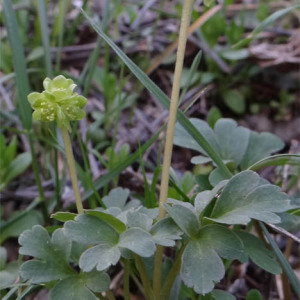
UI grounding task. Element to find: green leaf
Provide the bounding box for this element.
[50,270,110,300]
[51,212,77,222]
[0,210,43,244]
[224,89,245,114]
[209,171,293,225]
[81,9,232,179]
[248,154,300,171]
[234,231,281,274]
[19,226,74,283]
[3,0,32,130]
[2,152,32,187]
[0,261,18,289]
[240,131,284,169]
[234,5,300,48]
[150,217,182,247]
[102,187,130,209]
[214,119,249,167]
[165,201,200,238]
[260,222,300,298]
[64,215,119,245]
[79,244,120,272]
[212,289,235,300]
[119,228,156,257]
[86,210,126,234]
[0,247,6,270]
[181,225,245,294]
[246,289,263,300]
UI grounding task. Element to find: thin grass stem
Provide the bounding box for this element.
[153,0,194,297]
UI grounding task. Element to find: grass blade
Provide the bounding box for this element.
[248,154,300,171]
[37,0,53,77]
[260,222,300,298]
[81,9,232,179]
[234,5,300,48]
[3,0,32,130]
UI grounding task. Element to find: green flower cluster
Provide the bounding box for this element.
[28,75,87,131]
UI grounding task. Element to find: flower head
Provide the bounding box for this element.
[28,75,87,131]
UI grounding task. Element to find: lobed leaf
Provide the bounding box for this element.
[19,226,73,283]
[181,225,245,294]
[208,171,293,225]
[50,270,110,300]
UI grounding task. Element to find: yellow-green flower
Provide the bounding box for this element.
[27,75,87,131]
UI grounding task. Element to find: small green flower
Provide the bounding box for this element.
[28,75,87,131]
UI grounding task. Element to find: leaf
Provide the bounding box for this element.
[64,214,119,245]
[240,131,284,169]
[180,225,245,294]
[51,212,77,222]
[165,201,200,238]
[260,222,300,298]
[102,187,130,209]
[174,118,219,154]
[233,5,300,48]
[19,226,74,283]
[246,289,263,300]
[50,270,110,300]
[208,171,293,225]
[0,210,43,244]
[248,154,300,171]
[214,119,249,167]
[119,228,156,257]
[2,152,32,186]
[234,231,281,274]
[86,210,126,234]
[0,261,18,289]
[126,210,153,231]
[212,289,235,300]
[224,90,245,114]
[150,217,182,247]
[3,0,32,130]
[79,244,120,272]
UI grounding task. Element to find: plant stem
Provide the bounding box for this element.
[60,126,84,214]
[106,290,117,300]
[134,254,154,300]
[153,0,194,297]
[123,259,131,300]
[161,244,186,299]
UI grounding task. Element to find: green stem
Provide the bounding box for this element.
[161,245,186,299]
[153,0,194,297]
[106,290,116,300]
[123,259,131,300]
[134,254,154,300]
[60,126,84,214]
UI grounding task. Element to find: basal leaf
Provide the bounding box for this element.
[181,225,245,294]
[150,217,183,247]
[50,270,110,300]
[234,231,281,274]
[208,171,293,225]
[51,212,77,222]
[212,289,236,300]
[126,210,153,231]
[214,119,249,167]
[19,226,73,283]
[79,244,120,272]
[165,201,200,238]
[119,228,156,257]
[102,187,130,209]
[174,118,219,155]
[240,131,284,169]
[86,210,126,234]
[181,241,224,295]
[63,215,119,245]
